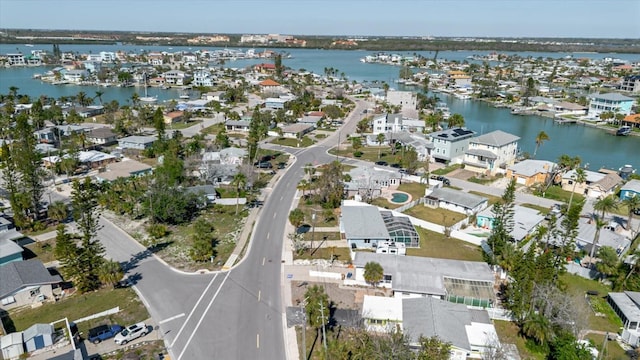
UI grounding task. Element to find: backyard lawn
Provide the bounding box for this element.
[4,287,149,335]
[271,136,315,147]
[397,182,427,200]
[535,185,584,204]
[432,164,462,175]
[407,227,484,262]
[561,273,622,333]
[403,205,466,225]
[493,320,545,360]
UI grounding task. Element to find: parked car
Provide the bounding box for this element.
[375,161,388,166]
[114,322,148,345]
[430,175,450,186]
[277,162,287,169]
[88,324,122,344]
[256,162,273,169]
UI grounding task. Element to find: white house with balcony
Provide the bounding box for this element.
[464,130,519,175]
[588,92,634,119]
[193,70,214,87]
[372,113,424,135]
[6,54,25,66]
[63,69,90,83]
[163,70,190,85]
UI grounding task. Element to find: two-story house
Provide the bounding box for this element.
[386,90,417,112]
[588,92,635,119]
[464,130,519,175]
[372,113,424,135]
[428,128,475,164]
[620,75,640,93]
[193,70,214,87]
[163,70,190,85]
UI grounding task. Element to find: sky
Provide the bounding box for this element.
[0,0,638,39]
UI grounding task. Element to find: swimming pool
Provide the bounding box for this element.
[390,192,409,203]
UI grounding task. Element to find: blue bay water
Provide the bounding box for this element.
[0,44,638,170]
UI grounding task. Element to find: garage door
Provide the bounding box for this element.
[516,176,526,185]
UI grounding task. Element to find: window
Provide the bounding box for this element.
[364,239,371,244]
[1,296,16,305]
[30,288,40,297]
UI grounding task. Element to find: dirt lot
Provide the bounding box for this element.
[291,281,391,311]
[448,168,477,180]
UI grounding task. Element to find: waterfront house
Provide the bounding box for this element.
[6,54,25,66]
[117,135,156,150]
[464,130,519,175]
[561,169,623,198]
[193,70,214,87]
[428,128,475,164]
[254,63,276,73]
[386,90,417,112]
[620,180,640,200]
[620,75,640,93]
[476,205,545,242]
[447,70,472,88]
[608,292,640,346]
[62,69,89,83]
[0,259,62,310]
[506,159,556,186]
[588,92,634,119]
[87,127,117,145]
[424,187,488,215]
[163,70,189,85]
[622,114,640,129]
[148,52,164,65]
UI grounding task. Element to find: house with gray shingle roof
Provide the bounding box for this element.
[464,130,519,175]
[0,259,62,310]
[506,159,556,187]
[424,187,488,215]
[608,291,640,346]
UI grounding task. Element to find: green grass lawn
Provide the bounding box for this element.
[329,146,404,165]
[403,205,466,225]
[469,191,502,205]
[370,197,401,210]
[432,164,462,175]
[468,175,497,185]
[584,334,628,360]
[520,203,550,215]
[301,232,341,241]
[168,120,201,130]
[407,227,484,262]
[535,185,584,204]
[494,320,546,360]
[5,288,148,335]
[24,239,57,263]
[201,123,224,135]
[296,203,339,227]
[561,273,621,333]
[397,182,427,200]
[270,136,315,147]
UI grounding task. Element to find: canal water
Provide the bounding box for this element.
[0,44,638,170]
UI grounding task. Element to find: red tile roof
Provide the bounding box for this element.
[259,79,280,86]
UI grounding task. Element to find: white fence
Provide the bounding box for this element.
[73,307,120,324]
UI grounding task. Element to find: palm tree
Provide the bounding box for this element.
[622,195,640,232]
[567,168,586,211]
[523,313,551,345]
[298,179,310,197]
[593,196,619,220]
[94,90,104,106]
[376,133,385,159]
[47,201,68,224]
[589,217,607,261]
[232,173,246,215]
[363,261,384,287]
[76,91,92,106]
[532,131,549,159]
[98,260,124,288]
[447,113,465,128]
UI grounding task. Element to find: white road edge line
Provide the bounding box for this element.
[267,233,270,239]
[258,290,261,302]
[159,313,186,325]
[170,273,219,348]
[257,333,260,348]
[273,212,277,219]
[262,257,266,266]
[177,271,231,360]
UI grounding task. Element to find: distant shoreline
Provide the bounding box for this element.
[2,29,639,54]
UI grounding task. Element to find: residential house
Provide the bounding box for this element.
[259,78,284,94]
[506,159,556,186]
[476,205,545,242]
[0,238,24,267]
[218,147,247,165]
[147,52,164,65]
[561,169,623,198]
[608,292,640,346]
[0,259,62,310]
[95,159,153,182]
[464,130,520,175]
[620,180,640,200]
[100,51,116,62]
[588,92,635,118]
[362,295,403,333]
[448,70,473,88]
[403,297,499,360]
[225,120,251,132]
[55,124,89,137]
[63,69,89,83]
[253,63,276,73]
[388,132,433,162]
[182,52,197,63]
[372,113,424,135]
[6,53,25,66]
[281,123,314,139]
[117,135,156,150]
[386,90,417,113]
[24,323,54,352]
[340,203,420,248]
[424,187,488,215]
[193,70,214,87]
[428,128,476,164]
[551,217,630,256]
[350,252,495,304]
[163,70,190,85]
[185,185,219,205]
[622,114,640,129]
[344,166,402,200]
[620,75,640,93]
[33,128,56,144]
[87,127,117,145]
[163,111,184,124]
[0,332,24,360]
[298,115,323,128]
[264,97,287,109]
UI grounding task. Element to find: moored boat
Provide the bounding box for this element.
[616,126,632,136]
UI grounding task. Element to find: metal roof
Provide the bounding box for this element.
[622,180,640,194]
[508,160,556,177]
[609,292,640,323]
[341,205,390,240]
[402,297,471,350]
[429,188,488,210]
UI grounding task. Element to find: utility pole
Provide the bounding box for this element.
[311,211,316,254]
[319,301,328,354]
[300,297,308,360]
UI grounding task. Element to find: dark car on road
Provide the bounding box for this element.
[430,175,451,186]
[88,324,122,344]
[375,161,388,166]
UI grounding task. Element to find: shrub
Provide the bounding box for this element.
[147,223,169,239]
[354,151,363,157]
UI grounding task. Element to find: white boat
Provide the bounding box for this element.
[139,72,157,103]
[616,126,631,136]
[25,44,34,47]
[455,93,471,100]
